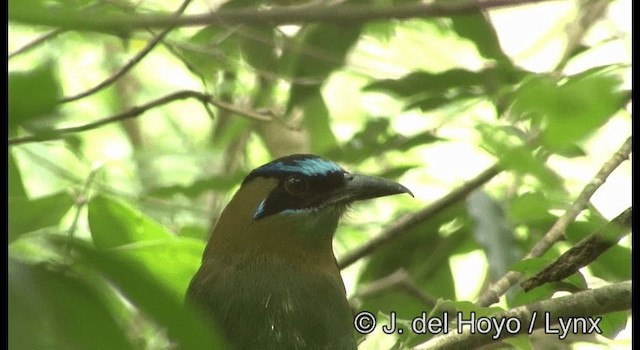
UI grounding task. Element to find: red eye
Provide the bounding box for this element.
[284,176,309,195]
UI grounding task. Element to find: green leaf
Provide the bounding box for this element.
[302,92,338,153]
[110,238,205,300]
[502,335,532,350]
[8,63,61,133]
[148,172,244,198]
[8,152,26,197]
[282,23,362,110]
[238,25,277,72]
[9,191,74,242]
[589,244,631,282]
[328,118,441,163]
[88,195,174,249]
[510,283,555,307]
[51,238,226,349]
[563,271,588,291]
[364,69,485,97]
[467,190,520,281]
[449,12,510,64]
[550,143,587,158]
[181,26,240,80]
[597,310,629,339]
[510,257,554,276]
[513,71,627,149]
[9,259,134,350]
[477,124,564,191]
[508,191,556,225]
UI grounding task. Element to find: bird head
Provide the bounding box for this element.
[204,154,413,260]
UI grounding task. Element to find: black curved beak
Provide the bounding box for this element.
[327,173,413,205]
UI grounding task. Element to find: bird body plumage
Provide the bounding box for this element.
[187,154,411,349]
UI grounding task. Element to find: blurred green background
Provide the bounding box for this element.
[9,0,631,349]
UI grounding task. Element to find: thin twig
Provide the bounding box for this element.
[476,136,632,307]
[12,0,556,32]
[65,167,100,260]
[8,90,273,146]
[350,268,439,308]
[419,280,631,349]
[59,0,193,103]
[338,164,502,269]
[8,29,64,59]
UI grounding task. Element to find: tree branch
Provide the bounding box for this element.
[8,90,273,146]
[476,136,632,307]
[338,164,502,269]
[521,207,631,291]
[8,29,64,59]
[59,0,193,103]
[12,0,557,32]
[419,280,631,349]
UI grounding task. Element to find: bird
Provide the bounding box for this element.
[186,154,412,349]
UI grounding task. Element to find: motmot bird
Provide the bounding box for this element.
[187,154,412,349]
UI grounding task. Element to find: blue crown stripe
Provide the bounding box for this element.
[251,155,343,179]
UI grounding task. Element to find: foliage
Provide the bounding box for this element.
[8,0,631,349]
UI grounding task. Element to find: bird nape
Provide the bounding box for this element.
[186,154,412,349]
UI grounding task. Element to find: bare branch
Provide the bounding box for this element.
[419,281,631,349]
[338,164,501,269]
[476,136,632,307]
[8,29,64,59]
[8,90,273,146]
[12,0,557,32]
[59,0,194,103]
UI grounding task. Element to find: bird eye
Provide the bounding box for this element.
[284,176,309,195]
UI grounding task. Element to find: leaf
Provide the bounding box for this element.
[508,191,553,225]
[449,12,510,65]
[238,25,277,72]
[589,244,631,282]
[88,195,174,249]
[512,71,628,149]
[8,152,26,197]
[301,92,338,153]
[510,283,556,307]
[365,66,526,97]
[328,118,441,163]
[50,237,226,349]
[147,172,244,198]
[466,190,520,282]
[477,124,564,191]
[502,335,532,350]
[9,191,74,242]
[181,26,240,80]
[8,63,61,133]
[9,259,134,350]
[597,310,629,339]
[282,23,362,110]
[364,69,485,97]
[110,238,205,300]
[510,257,554,276]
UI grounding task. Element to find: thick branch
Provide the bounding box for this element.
[12,0,555,32]
[476,137,632,306]
[419,281,631,349]
[8,90,273,146]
